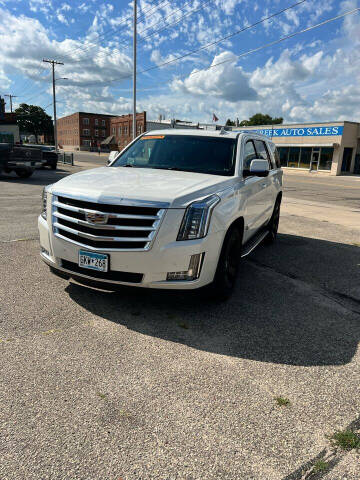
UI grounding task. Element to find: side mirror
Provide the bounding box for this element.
[244,159,269,177]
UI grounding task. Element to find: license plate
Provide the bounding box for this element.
[78,250,108,272]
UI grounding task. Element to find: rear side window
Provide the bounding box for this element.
[243,140,257,170]
[254,140,272,169]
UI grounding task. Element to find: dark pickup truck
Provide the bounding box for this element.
[26,144,58,170]
[0,143,43,178]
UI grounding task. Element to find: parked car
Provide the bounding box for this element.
[38,130,282,300]
[0,143,43,178]
[25,145,58,170]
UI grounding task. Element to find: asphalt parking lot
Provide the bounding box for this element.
[1,161,359,479]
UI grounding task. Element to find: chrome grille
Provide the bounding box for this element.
[52,195,166,251]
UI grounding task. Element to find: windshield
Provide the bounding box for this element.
[112,134,237,176]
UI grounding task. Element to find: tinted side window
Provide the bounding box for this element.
[243,140,257,170]
[254,140,272,168]
[269,142,281,168]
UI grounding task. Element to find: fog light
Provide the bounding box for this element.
[167,253,204,281]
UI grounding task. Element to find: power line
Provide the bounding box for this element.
[74,0,309,87]
[86,0,214,65]
[55,0,212,67]
[17,0,213,99]
[4,94,18,112]
[185,7,360,78]
[135,0,309,74]
[15,0,170,98]
[54,0,172,64]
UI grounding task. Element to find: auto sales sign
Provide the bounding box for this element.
[236,125,344,137]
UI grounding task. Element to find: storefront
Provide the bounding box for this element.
[231,121,360,175]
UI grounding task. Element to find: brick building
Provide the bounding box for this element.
[0,95,20,143]
[57,112,115,150]
[110,112,146,150]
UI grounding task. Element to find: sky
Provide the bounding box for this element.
[0,0,359,124]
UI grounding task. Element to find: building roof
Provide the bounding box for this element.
[101,135,116,145]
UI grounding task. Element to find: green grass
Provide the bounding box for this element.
[330,430,360,451]
[275,396,291,407]
[97,392,107,400]
[312,460,329,473]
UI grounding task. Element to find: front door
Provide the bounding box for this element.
[310,150,319,171]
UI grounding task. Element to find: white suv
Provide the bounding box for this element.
[38,129,282,299]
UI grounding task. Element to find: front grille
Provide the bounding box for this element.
[61,259,143,283]
[52,195,166,251]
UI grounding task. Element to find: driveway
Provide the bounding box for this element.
[0,168,359,479]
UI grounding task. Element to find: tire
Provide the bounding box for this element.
[265,198,281,245]
[209,226,242,301]
[15,169,33,178]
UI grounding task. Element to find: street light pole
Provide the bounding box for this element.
[43,59,64,152]
[132,0,137,140]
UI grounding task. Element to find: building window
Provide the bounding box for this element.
[118,126,122,136]
[95,119,99,126]
[288,147,300,168]
[101,119,106,126]
[112,127,115,135]
[278,147,289,167]
[83,139,91,146]
[341,147,353,172]
[277,146,333,171]
[124,125,128,135]
[101,130,106,137]
[83,129,90,135]
[95,129,99,137]
[299,147,312,169]
[319,147,333,171]
[83,118,89,125]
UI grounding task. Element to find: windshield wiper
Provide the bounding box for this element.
[152,166,185,171]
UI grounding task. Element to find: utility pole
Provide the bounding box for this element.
[43,59,64,152]
[132,0,137,140]
[4,94,18,113]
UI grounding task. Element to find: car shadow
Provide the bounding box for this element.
[65,234,360,367]
[0,168,74,186]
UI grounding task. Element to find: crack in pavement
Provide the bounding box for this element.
[249,259,360,316]
[282,415,360,480]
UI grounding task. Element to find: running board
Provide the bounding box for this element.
[241,229,268,258]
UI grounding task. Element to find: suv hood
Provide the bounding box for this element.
[50,167,232,208]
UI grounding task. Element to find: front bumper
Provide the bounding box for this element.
[38,215,224,290]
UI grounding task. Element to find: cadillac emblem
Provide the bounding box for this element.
[85,212,109,225]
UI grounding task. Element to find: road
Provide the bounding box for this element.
[1,163,359,480]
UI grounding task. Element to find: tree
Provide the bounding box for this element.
[240,113,283,127]
[15,104,53,143]
[225,118,235,126]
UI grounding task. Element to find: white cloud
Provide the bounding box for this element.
[171,51,257,102]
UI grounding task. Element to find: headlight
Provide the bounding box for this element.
[177,194,220,241]
[41,188,47,219]
[41,185,53,220]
